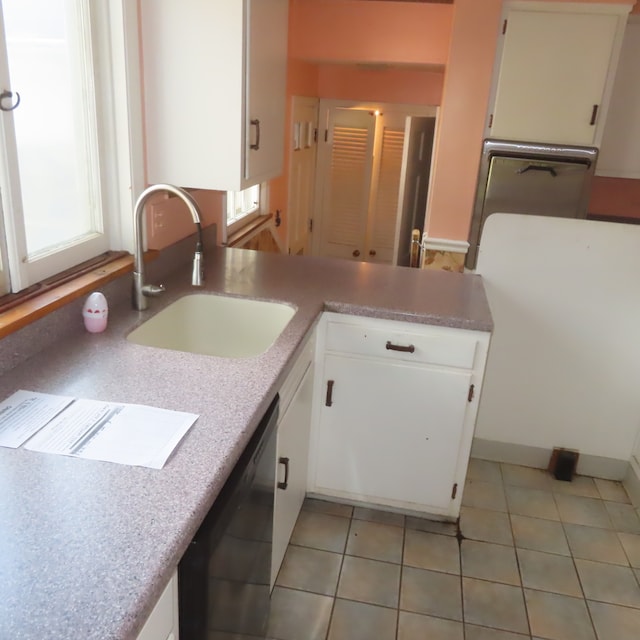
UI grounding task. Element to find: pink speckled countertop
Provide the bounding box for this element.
[0,247,491,639]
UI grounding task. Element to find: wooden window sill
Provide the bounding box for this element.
[226,214,274,247]
[0,252,158,340]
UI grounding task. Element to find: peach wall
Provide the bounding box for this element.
[289,0,453,66]
[426,0,503,241]
[588,177,640,220]
[316,65,444,106]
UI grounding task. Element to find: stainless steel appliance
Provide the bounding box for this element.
[466,139,598,269]
[178,395,279,639]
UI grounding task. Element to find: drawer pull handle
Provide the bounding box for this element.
[325,380,334,407]
[278,457,290,490]
[386,341,415,354]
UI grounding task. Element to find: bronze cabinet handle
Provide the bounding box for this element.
[385,341,415,354]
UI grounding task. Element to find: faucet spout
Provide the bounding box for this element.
[132,183,205,311]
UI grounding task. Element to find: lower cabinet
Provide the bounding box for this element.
[308,313,490,519]
[271,333,314,587]
[136,571,178,640]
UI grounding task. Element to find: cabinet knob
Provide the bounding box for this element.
[352,249,360,257]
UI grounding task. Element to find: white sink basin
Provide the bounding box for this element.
[127,293,295,358]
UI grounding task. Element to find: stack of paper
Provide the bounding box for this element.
[0,390,198,469]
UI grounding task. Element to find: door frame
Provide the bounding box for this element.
[311,99,437,262]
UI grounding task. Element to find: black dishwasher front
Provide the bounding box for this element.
[178,395,279,639]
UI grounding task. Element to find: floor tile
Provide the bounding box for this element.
[594,478,631,504]
[403,529,460,574]
[462,479,508,512]
[466,458,503,484]
[289,510,350,553]
[302,497,353,518]
[327,599,396,640]
[554,493,612,528]
[345,519,404,563]
[465,626,530,640]
[501,463,553,490]
[462,577,528,634]
[398,611,463,640]
[461,540,520,586]
[618,532,640,568]
[267,587,333,640]
[352,506,405,527]
[563,523,629,565]
[550,475,600,498]
[517,548,582,597]
[588,600,640,640]
[574,558,640,608]
[400,566,462,621]
[275,545,342,595]
[460,506,514,546]
[505,485,560,521]
[405,516,458,536]
[524,589,595,640]
[604,501,640,533]
[336,555,400,608]
[510,514,570,555]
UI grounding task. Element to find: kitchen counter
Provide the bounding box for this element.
[0,247,492,640]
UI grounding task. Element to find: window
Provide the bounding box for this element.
[226,184,261,228]
[0,0,140,295]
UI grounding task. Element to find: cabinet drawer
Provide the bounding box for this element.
[325,319,478,369]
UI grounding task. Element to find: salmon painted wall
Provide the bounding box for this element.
[289,0,453,66]
[316,66,444,106]
[426,0,503,241]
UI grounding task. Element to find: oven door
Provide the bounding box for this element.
[466,139,597,269]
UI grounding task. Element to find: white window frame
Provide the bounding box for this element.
[225,183,266,238]
[0,0,143,295]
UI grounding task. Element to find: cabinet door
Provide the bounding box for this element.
[272,365,313,587]
[314,355,472,513]
[491,9,620,145]
[597,19,640,179]
[245,0,288,183]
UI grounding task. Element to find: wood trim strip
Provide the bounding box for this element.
[227,214,274,248]
[0,254,148,339]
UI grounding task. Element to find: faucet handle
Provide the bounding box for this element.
[142,283,166,297]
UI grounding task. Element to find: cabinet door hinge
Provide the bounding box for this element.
[309,218,314,233]
[502,19,507,35]
[451,483,458,500]
[324,129,328,143]
[314,127,318,143]
[468,384,475,402]
[488,114,493,128]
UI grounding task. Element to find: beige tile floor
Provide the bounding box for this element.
[266,460,640,640]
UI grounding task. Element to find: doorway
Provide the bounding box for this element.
[311,100,437,265]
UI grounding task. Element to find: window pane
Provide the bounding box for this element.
[4,0,99,257]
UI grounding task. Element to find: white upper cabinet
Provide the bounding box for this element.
[597,17,640,178]
[140,0,288,191]
[487,2,630,146]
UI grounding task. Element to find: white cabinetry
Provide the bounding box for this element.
[272,333,314,587]
[140,0,288,191]
[136,572,178,640]
[308,314,490,519]
[597,17,640,178]
[488,2,629,146]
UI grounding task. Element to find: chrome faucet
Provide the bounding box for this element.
[132,183,205,311]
